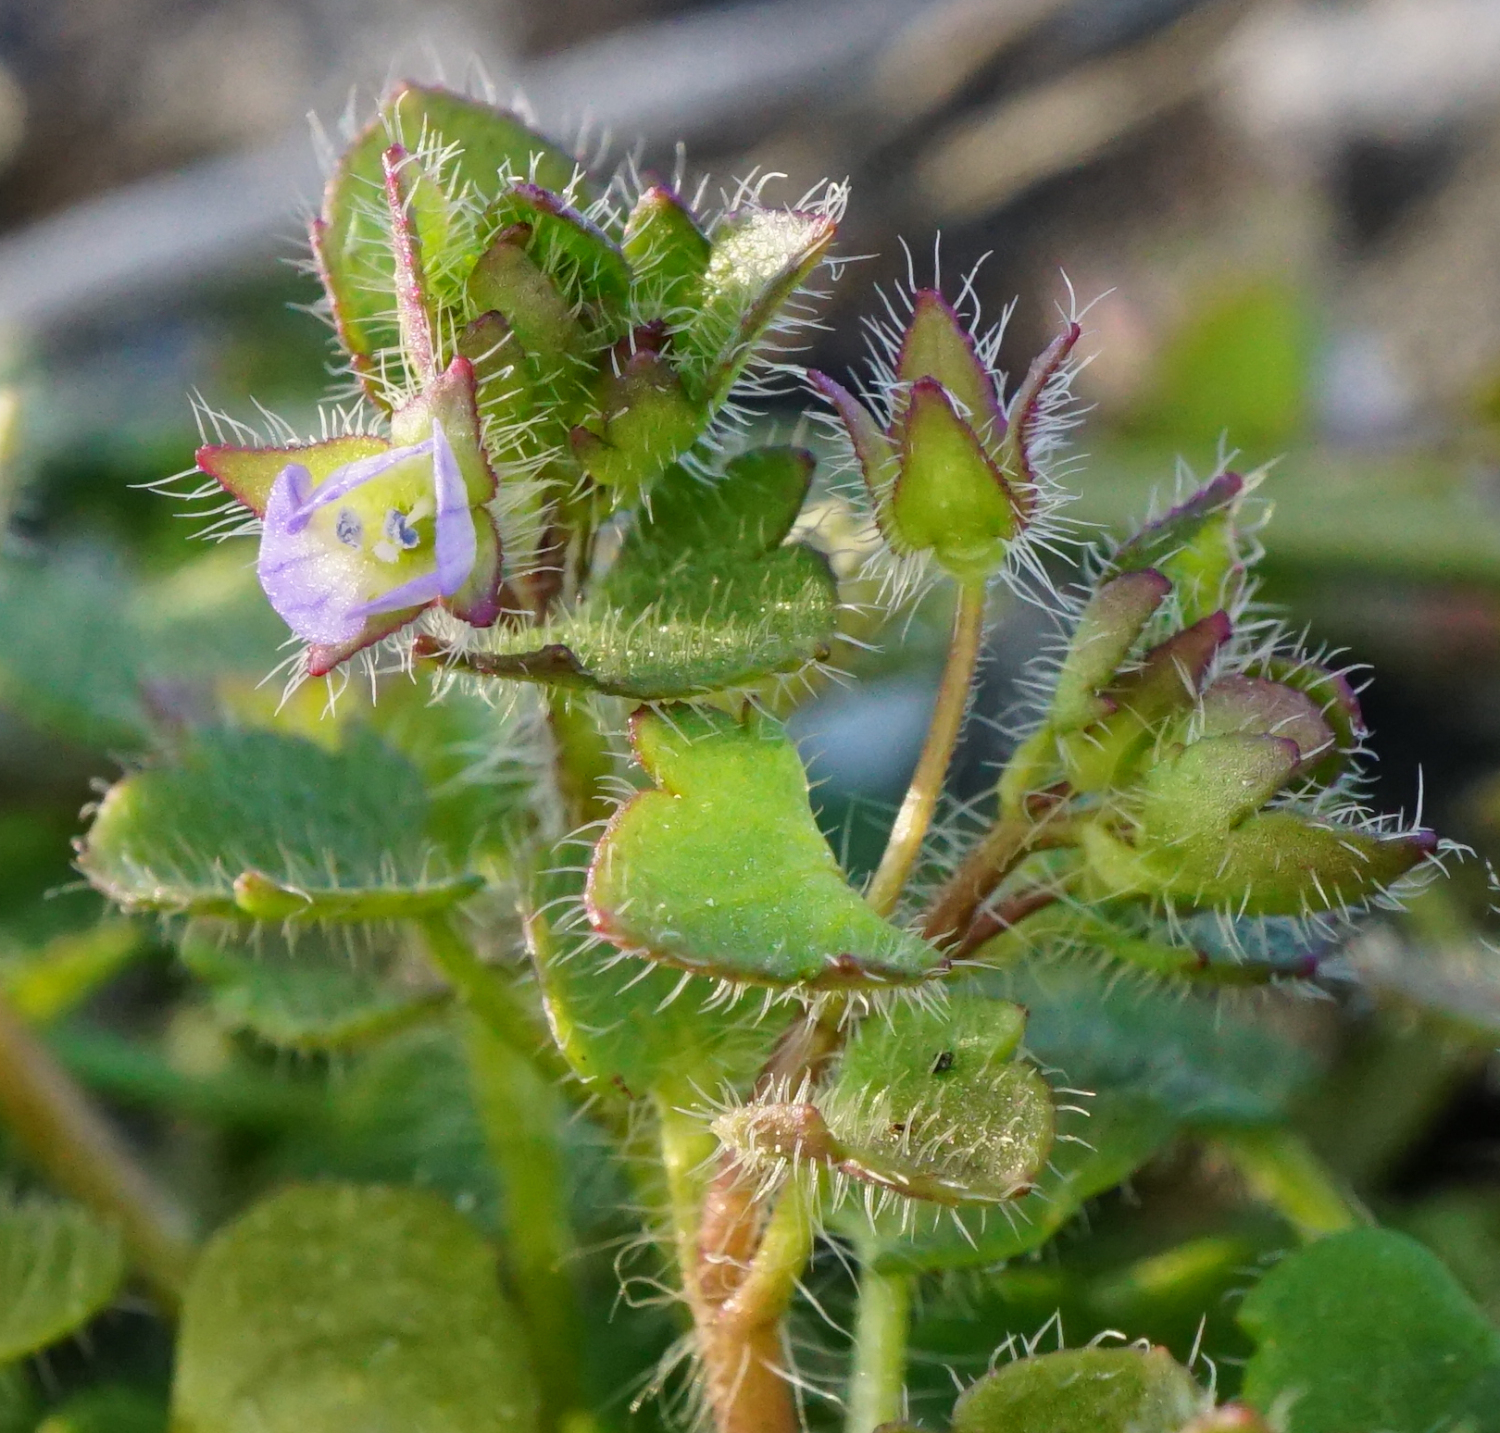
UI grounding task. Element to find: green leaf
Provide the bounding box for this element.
[973,956,1312,1125]
[1048,570,1171,731]
[854,1092,1175,1274]
[589,706,942,987]
[1110,473,1245,624]
[485,184,630,309]
[0,551,150,750]
[718,993,1052,1205]
[952,1346,1208,1433]
[820,991,1051,1203]
[888,379,1018,582]
[316,84,577,383]
[0,1200,124,1362]
[78,727,481,919]
[570,336,704,500]
[525,859,776,1098]
[432,448,838,698]
[179,920,446,1052]
[171,1183,538,1433]
[676,207,836,407]
[1080,801,1434,918]
[622,186,711,318]
[1239,1227,1500,1433]
[465,228,587,370]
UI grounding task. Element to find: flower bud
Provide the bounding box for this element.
[813,292,1079,584]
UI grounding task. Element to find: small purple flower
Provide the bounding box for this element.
[198,356,504,675]
[258,420,476,649]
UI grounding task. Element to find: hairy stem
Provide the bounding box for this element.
[921,803,1073,949]
[866,581,987,918]
[698,1169,812,1433]
[465,1015,584,1433]
[846,1255,911,1433]
[1216,1125,1369,1241]
[0,991,194,1309]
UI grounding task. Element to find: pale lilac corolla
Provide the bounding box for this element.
[257,420,476,647]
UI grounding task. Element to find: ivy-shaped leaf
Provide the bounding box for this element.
[78,727,481,919]
[952,1347,1209,1433]
[427,448,839,698]
[588,706,943,987]
[0,1200,124,1362]
[720,991,1053,1205]
[1239,1228,1500,1433]
[171,1183,537,1433]
[179,920,446,1052]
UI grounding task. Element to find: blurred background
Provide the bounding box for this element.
[6,0,1500,1424]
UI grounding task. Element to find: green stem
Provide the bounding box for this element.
[418,911,567,1083]
[465,1014,584,1433]
[0,991,194,1309]
[720,1176,816,1329]
[867,581,987,918]
[1216,1125,1369,1242]
[654,1090,717,1301]
[846,1255,911,1433]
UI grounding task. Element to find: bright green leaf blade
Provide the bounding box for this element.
[1111,472,1245,624]
[171,1183,538,1433]
[486,183,630,309]
[180,920,446,1052]
[436,449,838,698]
[0,1200,124,1362]
[1048,570,1171,731]
[526,859,777,1097]
[317,84,578,379]
[1239,1227,1500,1433]
[78,727,477,919]
[677,207,836,408]
[588,706,942,987]
[952,1347,1208,1433]
[854,1092,1175,1274]
[818,991,1051,1203]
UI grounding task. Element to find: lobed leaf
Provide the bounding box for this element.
[78,727,481,919]
[427,448,838,698]
[588,706,943,987]
[171,1183,538,1433]
[0,1200,124,1362]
